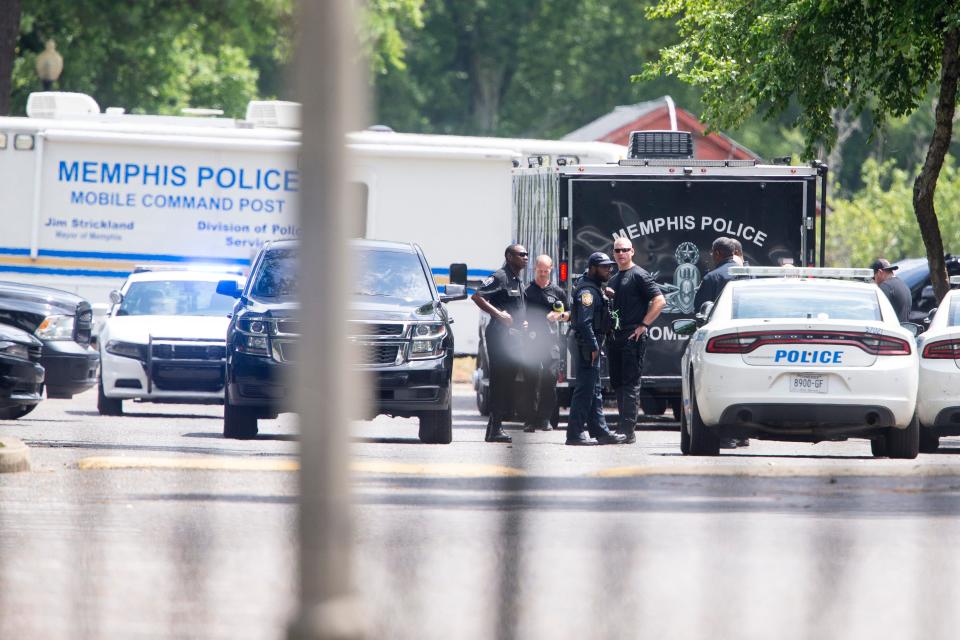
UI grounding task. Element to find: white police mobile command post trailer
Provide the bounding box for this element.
[0,92,623,354]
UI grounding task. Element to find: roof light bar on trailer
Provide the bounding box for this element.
[729,266,874,281]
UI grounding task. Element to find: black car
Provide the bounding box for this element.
[0,282,98,399]
[893,256,960,323]
[218,239,466,442]
[0,322,46,419]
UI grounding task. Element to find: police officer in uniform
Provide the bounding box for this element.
[608,237,666,443]
[521,255,570,432]
[694,236,740,311]
[472,244,529,443]
[566,252,627,446]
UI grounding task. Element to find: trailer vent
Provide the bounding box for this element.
[26,92,100,119]
[628,130,694,159]
[245,100,301,129]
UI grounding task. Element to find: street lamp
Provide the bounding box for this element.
[35,40,63,91]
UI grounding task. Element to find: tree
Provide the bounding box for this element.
[643,0,960,300]
[0,0,20,115]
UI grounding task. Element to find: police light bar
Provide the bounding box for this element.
[729,266,874,281]
[133,263,246,275]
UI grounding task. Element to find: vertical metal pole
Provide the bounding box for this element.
[288,1,366,639]
[818,162,828,268]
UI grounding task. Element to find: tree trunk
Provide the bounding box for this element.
[470,59,503,134]
[0,0,22,116]
[913,25,960,302]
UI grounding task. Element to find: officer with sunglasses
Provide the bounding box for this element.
[472,244,529,443]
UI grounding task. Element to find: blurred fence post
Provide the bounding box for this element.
[288,1,366,639]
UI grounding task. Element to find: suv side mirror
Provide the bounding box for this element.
[695,301,714,325]
[216,279,242,298]
[108,290,123,305]
[924,307,938,326]
[440,284,467,303]
[672,318,697,336]
[449,263,468,286]
[900,322,921,337]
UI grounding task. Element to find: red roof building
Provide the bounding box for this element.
[563,96,758,161]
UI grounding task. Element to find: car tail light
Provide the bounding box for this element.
[706,331,912,355]
[922,339,960,359]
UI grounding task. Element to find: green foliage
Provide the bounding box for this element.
[643,0,960,157]
[13,0,294,117]
[360,0,425,75]
[828,158,960,267]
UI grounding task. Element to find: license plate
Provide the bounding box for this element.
[790,373,827,394]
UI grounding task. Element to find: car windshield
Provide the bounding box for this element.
[355,248,432,302]
[118,280,239,316]
[251,248,297,299]
[731,285,882,321]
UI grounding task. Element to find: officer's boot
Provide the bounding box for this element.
[485,417,512,443]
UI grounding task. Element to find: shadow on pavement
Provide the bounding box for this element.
[24,438,298,457]
[182,432,298,442]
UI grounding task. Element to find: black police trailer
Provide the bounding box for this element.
[507,130,826,420]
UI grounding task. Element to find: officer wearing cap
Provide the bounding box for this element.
[472,243,529,443]
[566,252,627,446]
[521,254,570,432]
[872,258,911,322]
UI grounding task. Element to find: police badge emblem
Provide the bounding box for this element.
[581,291,593,307]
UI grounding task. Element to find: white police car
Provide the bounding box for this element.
[673,267,920,458]
[97,267,245,415]
[916,276,960,452]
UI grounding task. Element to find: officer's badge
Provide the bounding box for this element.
[581,291,593,307]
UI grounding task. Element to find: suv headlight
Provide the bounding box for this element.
[36,315,75,340]
[409,322,447,359]
[235,314,271,356]
[105,340,147,361]
[0,341,30,361]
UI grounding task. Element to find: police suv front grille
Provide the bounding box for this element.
[275,341,296,363]
[28,345,42,363]
[151,364,224,392]
[275,320,300,336]
[352,322,405,337]
[361,344,400,366]
[152,343,226,360]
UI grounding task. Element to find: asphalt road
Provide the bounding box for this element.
[3,384,960,639]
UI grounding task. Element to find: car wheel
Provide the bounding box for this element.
[919,427,940,453]
[476,352,491,417]
[670,396,682,422]
[640,392,667,416]
[224,400,258,439]
[688,378,719,456]
[885,412,920,460]
[870,437,887,458]
[97,379,123,416]
[418,408,453,444]
[679,398,691,455]
[0,404,37,420]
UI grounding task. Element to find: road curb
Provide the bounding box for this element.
[0,437,30,473]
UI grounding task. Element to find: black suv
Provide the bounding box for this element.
[218,239,466,442]
[893,256,960,323]
[0,282,98,400]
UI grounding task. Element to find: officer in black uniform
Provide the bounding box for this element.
[472,244,529,443]
[566,252,627,446]
[693,236,740,311]
[521,254,570,432]
[608,237,666,443]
